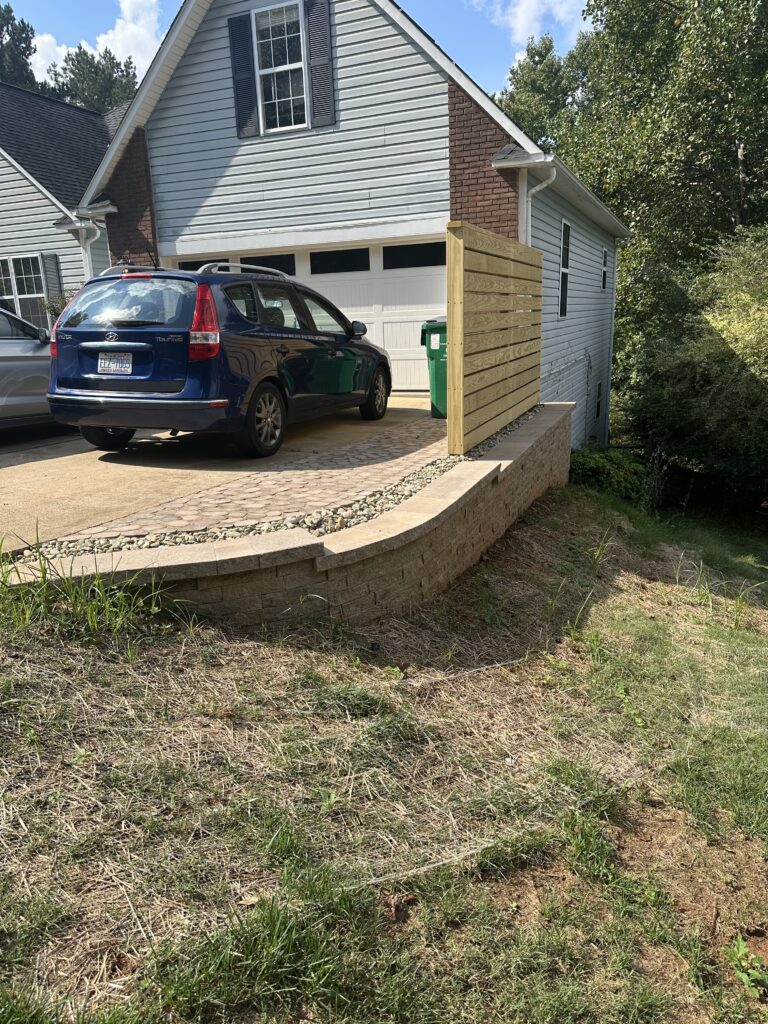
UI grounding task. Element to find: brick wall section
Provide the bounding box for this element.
[168,406,573,626]
[102,129,159,267]
[449,82,519,240]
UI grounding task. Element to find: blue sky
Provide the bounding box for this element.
[16,0,588,95]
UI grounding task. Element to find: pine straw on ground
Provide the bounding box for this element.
[1,486,768,1018]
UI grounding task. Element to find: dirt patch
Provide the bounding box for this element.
[618,805,768,941]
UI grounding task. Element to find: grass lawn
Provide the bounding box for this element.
[2,485,768,1022]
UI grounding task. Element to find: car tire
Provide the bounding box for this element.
[80,426,136,451]
[360,366,389,421]
[235,382,286,458]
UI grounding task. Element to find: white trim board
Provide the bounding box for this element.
[81,0,540,208]
[158,213,451,257]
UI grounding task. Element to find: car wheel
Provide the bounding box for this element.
[80,426,136,451]
[235,382,286,457]
[360,366,389,421]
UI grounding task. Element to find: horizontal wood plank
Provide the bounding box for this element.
[463,327,541,357]
[465,249,542,280]
[464,353,540,396]
[464,290,543,314]
[464,270,543,296]
[450,221,544,266]
[463,380,541,444]
[465,310,542,335]
[463,366,540,416]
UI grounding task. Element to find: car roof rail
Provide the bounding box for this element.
[196,261,291,279]
[99,263,167,276]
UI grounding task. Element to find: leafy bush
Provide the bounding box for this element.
[570,446,646,502]
[614,227,768,498]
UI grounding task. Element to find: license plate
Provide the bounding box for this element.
[98,352,132,375]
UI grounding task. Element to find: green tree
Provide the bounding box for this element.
[0,3,36,88]
[48,45,136,112]
[496,32,594,152]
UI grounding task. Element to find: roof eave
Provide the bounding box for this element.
[492,150,630,239]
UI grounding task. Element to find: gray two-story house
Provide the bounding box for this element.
[75,0,628,444]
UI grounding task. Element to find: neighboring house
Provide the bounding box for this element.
[72,0,628,444]
[0,84,119,327]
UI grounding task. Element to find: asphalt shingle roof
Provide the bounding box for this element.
[0,83,113,210]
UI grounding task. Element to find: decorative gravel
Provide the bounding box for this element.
[20,406,542,562]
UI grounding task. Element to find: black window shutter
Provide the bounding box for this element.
[306,0,336,127]
[228,15,260,138]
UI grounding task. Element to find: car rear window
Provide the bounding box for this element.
[60,278,197,330]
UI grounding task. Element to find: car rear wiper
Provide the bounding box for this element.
[108,319,165,327]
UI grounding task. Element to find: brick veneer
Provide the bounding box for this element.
[449,81,519,240]
[37,406,573,626]
[103,129,159,266]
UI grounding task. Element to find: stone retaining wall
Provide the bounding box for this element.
[43,404,573,626]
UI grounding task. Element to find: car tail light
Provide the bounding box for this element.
[189,283,220,362]
[50,287,82,359]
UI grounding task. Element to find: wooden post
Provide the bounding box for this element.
[447,222,465,456]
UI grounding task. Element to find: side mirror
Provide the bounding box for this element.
[38,328,50,344]
[350,320,367,338]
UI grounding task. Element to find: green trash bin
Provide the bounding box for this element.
[421,318,448,419]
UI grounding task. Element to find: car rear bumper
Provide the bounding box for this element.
[47,393,234,433]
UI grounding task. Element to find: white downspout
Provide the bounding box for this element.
[526,167,557,246]
[78,221,102,278]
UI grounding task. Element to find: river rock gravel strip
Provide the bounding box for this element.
[18,408,542,562]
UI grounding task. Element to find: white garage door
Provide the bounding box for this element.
[301,246,446,391]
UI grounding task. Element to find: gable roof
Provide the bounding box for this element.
[0,83,112,211]
[81,0,543,208]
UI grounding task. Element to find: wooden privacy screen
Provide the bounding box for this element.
[446,221,543,455]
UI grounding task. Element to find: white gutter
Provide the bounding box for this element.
[492,151,630,239]
[525,167,557,246]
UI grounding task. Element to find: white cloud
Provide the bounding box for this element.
[470,0,588,48]
[32,0,163,82]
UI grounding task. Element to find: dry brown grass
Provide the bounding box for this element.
[2,487,768,1020]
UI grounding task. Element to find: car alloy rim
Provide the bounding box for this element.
[255,392,282,446]
[374,372,387,412]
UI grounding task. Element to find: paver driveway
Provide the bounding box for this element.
[0,397,445,552]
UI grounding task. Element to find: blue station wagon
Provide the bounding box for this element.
[47,263,392,457]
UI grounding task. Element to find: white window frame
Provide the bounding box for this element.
[0,252,50,327]
[558,219,570,319]
[601,247,608,291]
[250,1,310,135]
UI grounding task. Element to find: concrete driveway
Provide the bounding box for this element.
[0,396,439,553]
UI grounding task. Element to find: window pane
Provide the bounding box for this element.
[277,99,292,127]
[0,258,12,298]
[258,39,273,68]
[285,9,300,33]
[303,294,347,334]
[287,33,302,62]
[310,248,371,275]
[272,36,287,66]
[225,284,259,321]
[18,296,47,327]
[241,253,296,276]
[255,283,303,330]
[559,272,569,317]
[0,313,13,338]
[383,242,447,270]
[561,224,570,270]
[264,101,279,130]
[0,297,15,315]
[276,72,290,99]
[292,98,305,124]
[256,14,271,40]
[60,278,197,330]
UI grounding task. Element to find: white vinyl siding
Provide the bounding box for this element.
[531,179,616,448]
[145,0,451,251]
[0,153,90,315]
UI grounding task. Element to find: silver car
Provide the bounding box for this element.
[0,308,52,426]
